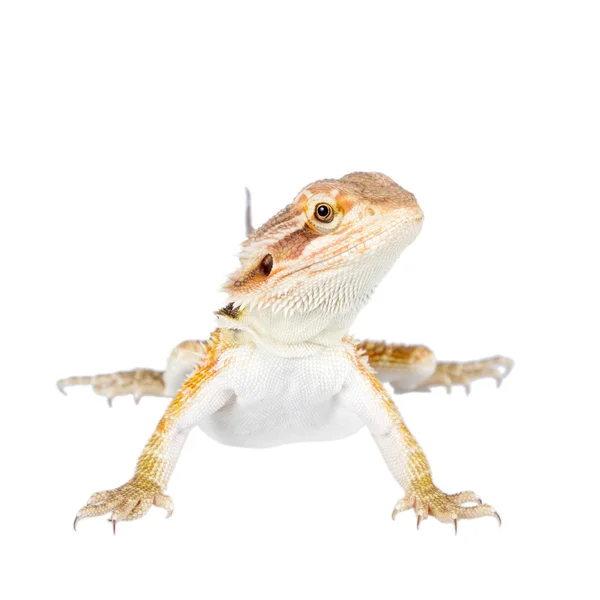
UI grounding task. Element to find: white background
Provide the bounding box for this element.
[1,1,598,599]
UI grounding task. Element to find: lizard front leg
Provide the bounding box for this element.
[342,343,500,532]
[57,340,206,406]
[358,340,513,395]
[74,333,234,531]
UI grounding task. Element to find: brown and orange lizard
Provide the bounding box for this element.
[59,172,513,534]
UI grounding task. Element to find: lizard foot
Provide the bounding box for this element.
[416,355,514,395]
[74,476,173,532]
[57,368,165,407]
[392,482,500,533]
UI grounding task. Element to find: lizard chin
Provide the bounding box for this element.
[221,212,423,347]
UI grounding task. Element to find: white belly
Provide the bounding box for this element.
[198,345,364,448]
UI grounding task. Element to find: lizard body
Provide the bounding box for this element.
[61,172,512,532]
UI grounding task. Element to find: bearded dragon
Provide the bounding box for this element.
[60,172,513,534]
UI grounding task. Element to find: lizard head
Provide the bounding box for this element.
[222,172,423,335]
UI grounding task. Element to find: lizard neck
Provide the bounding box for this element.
[215,304,359,356]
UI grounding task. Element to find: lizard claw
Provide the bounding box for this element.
[393,485,499,531]
[57,369,165,407]
[416,356,514,394]
[74,476,172,530]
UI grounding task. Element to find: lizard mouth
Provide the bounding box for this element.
[283,213,422,280]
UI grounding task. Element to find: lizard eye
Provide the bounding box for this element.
[305,194,343,234]
[315,203,334,223]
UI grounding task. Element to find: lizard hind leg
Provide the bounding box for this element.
[57,369,167,407]
[358,340,514,396]
[57,339,207,407]
[357,341,437,394]
[415,356,514,395]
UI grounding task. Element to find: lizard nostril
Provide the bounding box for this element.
[260,254,274,276]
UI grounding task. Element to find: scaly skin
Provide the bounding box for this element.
[63,172,511,534]
[349,347,500,532]
[74,331,234,531]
